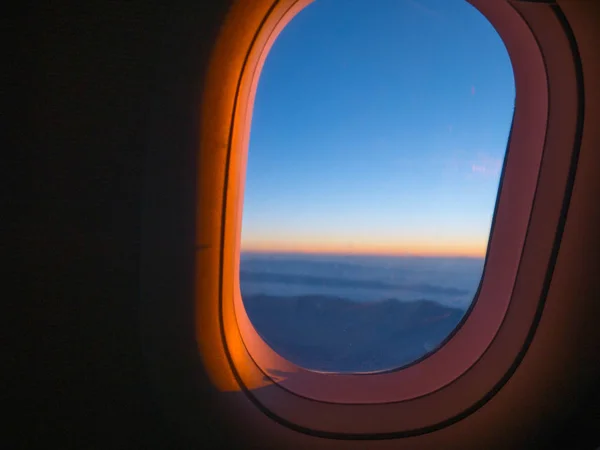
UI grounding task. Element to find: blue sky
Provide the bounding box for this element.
[241,0,515,257]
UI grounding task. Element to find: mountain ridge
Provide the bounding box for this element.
[243,293,466,373]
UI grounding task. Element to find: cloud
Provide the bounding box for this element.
[470,153,502,177]
[435,150,503,180]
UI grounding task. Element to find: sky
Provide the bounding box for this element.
[241,0,515,258]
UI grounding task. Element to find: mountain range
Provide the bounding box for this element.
[244,293,466,373]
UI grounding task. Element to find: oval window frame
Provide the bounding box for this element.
[193,0,583,437]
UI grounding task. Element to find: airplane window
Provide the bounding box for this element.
[240,0,515,373]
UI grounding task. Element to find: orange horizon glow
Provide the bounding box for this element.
[240,240,487,258]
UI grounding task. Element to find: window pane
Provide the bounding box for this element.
[241,0,515,373]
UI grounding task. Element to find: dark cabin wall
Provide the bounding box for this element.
[16,2,234,448]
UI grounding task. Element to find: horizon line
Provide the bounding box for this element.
[240,247,486,259]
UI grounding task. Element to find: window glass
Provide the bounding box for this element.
[241,0,515,373]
